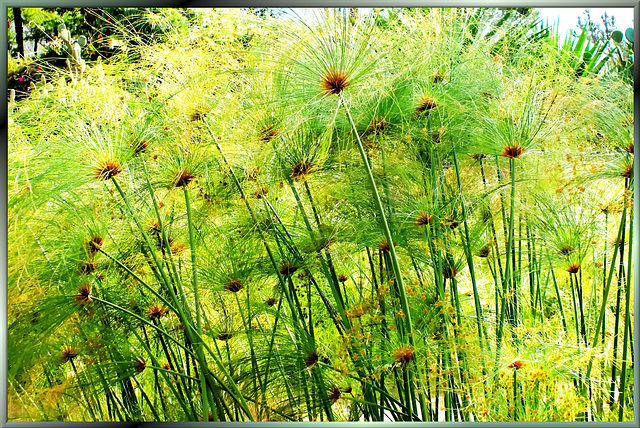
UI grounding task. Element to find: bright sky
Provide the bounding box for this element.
[537,8,634,38]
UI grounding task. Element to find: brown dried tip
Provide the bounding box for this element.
[338,274,348,283]
[93,158,122,181]
[416,96,437,114]
[259,123,280,142]
[173,169,196,187]
[320,68,350,96]
[501,143,526,159]
[625,142,634,154]
[85,235,104,256]
[224,278,244,293]
[567,263,580,274]
[328,386,342,403]
[134,357,146,373]
[507,359,525,370]
[75,284,92,305]
[415,212,433,226]
[147,304,167,321]
[254,187,269,199]
[265,297,278,307]
[291,160,312,180]
[392,345,414,364]
[470,153,487,161]
[279,262,298,276]
[61,346,78,363]
[304,351,319,368]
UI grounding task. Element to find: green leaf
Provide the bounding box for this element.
[625,27,634,43]
[612,30,623,43]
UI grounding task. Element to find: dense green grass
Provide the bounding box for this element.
[7,8,634,422]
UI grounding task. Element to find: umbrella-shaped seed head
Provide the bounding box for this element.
[61,346,77,363]
[320,68,351,96]
[265,297,278,307]
[134,357,146,373]
[558,243,575,256]
[416,96,437,114]
[478,244,491,258]
[75,284,92,305]
[147,304,167,320]
[369,116,388,135]
[279,261,299,276]
[621,160,634,178]
[567,263,580,274]
[93,158,122,181]
[415,212,433,226]
[392,345,414,364]
[172,169,196,187]
[259,123,281,142]
[291,160,313,180]
[328,386,341,403]
[224,277,244,293]
[84,235,104,256]
[304,351,319,368]
[501,143,526,159]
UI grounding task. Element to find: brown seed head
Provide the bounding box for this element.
[558,244,575,256]
[567,263,580,274]
[338,274,348,283]
[369,116,388,135]
[291,160,313,180]
[507,359,525,370]
[61,346,77,363]
[254,187,269,199]
[393,345,415,364]
[147,304,167,321]
[621,160,634,178]
[478,244,491,258]
[501,143,526,159]
[75,284,92,305]
[217,331,233,341]
[132,140,148,155]
[320,68,350,96]
[78,259,98,274]
[224,277,244,293]
[304,351,319,368]
[470,153,487,161]
[328,386,341,403]
[625,142,634,154]
[379,239,396,254]
[416,96,437,114]
[172,169,196,187]
[415,212,433,226]
[443,264,459,279]
[265,297,278,307]
[259,123,280,142]
[279,261,298,276]
[134,357,146,373]
[93,158,122,181]
[85,235,104,256]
